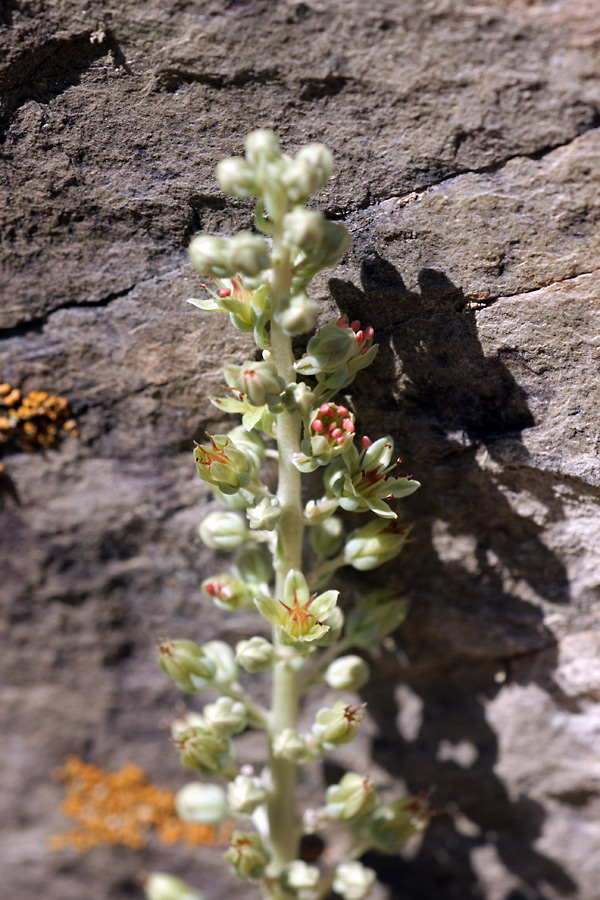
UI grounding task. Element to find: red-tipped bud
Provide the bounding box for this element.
[319,402,332,416]
[219,287,232,297]
[355,330,365,344]
[336,315,348,327]
[337,405,349,416]
[365,326,375,339]
[336,435,346,445]
[312,419,324,433]
[361,436,372,449]
[343,418,355,433]
[350,319,361,331]
[331,427,343,440]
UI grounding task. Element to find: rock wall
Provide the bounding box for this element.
[1,1,599,899]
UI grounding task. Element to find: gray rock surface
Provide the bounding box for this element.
[1,1,599,899]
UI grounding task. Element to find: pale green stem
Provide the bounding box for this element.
[266,231,305,870]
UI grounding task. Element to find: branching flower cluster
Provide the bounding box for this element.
[147,131,429,900]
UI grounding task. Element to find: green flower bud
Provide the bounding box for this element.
[332,862,376,900]
[234,544,274,587]
[281,142,333,202]
[280,860,321,900]
[312,699,365,749]
[158,640,216,693]
[325,772,377,821]
[201,640,239,688]
[247,496,282,531]
[228,359,285,408]
[343,519,410,571]
[227,773,269,815]
[296,322,358,374]
[272,728,312,764]
[194,434,253,495]
[199,511,249,550]
[275,292,320,336]
[224,831,269,880]
[282,208,329,253]
[245,129,281,166]
[143,873,204,900]
[229,232,270,277]
[216,157,257,198]
[325,655,370,691]
[202,572,250,611]
[282,381,316,415]
[367,796,429,853]
[189,235,235,279]
[170,711,205,740]
[235,636,275,673]
[303,496,339,523]
[175,782,228,825]
[309,515,344,559]
[204,696,248,737]
[175,725,235,777]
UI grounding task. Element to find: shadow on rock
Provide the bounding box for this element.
[328,255,576,898]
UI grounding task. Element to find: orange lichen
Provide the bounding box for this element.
[0,383,78,452]
[49,756,232,852]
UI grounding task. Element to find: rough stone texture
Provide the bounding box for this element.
[1,1,599,899]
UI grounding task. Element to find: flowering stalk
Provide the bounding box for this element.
[149,131,429,900]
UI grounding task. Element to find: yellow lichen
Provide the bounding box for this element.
[0,383,78,452]
[49,756,232,852]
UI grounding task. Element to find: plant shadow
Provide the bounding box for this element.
[327,255,577,899]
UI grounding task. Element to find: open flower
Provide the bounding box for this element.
[254,569,338,645]
[325,435,420,518]
[188,275,271,348]
[194,434,253,495]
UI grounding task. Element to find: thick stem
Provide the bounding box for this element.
[266,234,305,869]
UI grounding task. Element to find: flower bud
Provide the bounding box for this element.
[234,359,285,408]
[282,142,333,202]
[280,860,320,900]
[312,699,365,749]
[235,636,275,673]
[247,496,282,531]
[276,293,319,336]
[158,640,216,693]
[332,862,376,900]
[282,381,316,415]
[343,519,410,571]
[368,795,429,853]
[309,515,344,559]
[224,831,269,880]
[189,235,235,279]
[325,655,370,691]
[282,208,328,252]
[199,511,249,550]
[204,696,248,737]
[143,873,204,900]
[216,157,257,198]
[201,640,238,688]
[175,782,228,825]
[325,772,377,821]
[170,711,205,740]
[227,773,269,815]
[296,322,358,374]
[245,129,281,166]
[272,728,312,764]
[202,573,250,611]
[234,544,274,587]
[194,433,253,495]
[176,726,235,776]
[304,496,340,523]
[228,232,270,277]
